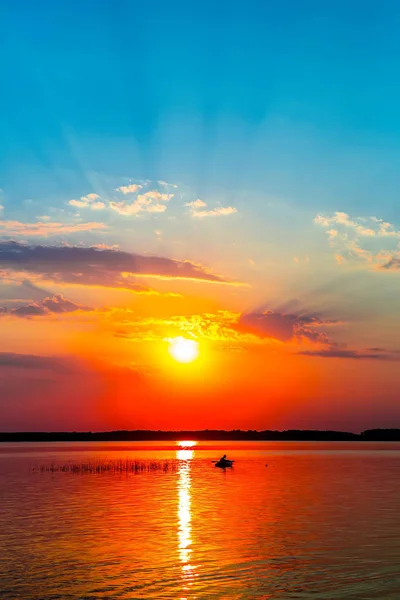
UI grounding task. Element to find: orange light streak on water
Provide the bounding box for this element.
[177,441,197,598]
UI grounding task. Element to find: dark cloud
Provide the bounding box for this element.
[298,349,398,361]
[380,258,400,270]
[0,241,228,291]
[40,294,90,314]
[239,312,294,342]
[237,310,337,343]
[0,352,72,371]
[0,294,91,318]
[12,304,47,317]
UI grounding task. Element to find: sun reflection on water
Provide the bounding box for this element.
[177,441,197,597]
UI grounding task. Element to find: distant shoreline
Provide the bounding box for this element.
[2,429,400,442]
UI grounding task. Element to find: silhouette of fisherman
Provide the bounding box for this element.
[219,454,229,466]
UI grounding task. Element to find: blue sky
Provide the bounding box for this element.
[2,0,400,214]
[1,0,400,306]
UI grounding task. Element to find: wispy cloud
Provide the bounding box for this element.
[0,352,72,371]
[0,220,107,237]
[69,193,105,210]
[158,180,178,189]
[298,348,398,361]
[186,199,237,218]
[335,254,346,265]
[315,211,400,267]
[115,184,143,195]
[69,182,237,220]
[194,206,237,217]
[110,190,174,216]
[293,255,310,265]
[315,212,382,237]
[68,185,175,215]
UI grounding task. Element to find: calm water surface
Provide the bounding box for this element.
[1,441,400,599]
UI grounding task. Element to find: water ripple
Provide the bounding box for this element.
[1,442,400,598]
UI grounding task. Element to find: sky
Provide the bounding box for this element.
[1,0,400,432]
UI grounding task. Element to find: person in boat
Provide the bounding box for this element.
[219,454,229,465]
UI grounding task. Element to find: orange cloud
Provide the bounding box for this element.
[111,306,344,353]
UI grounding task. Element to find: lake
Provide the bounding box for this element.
[1,441,400,599]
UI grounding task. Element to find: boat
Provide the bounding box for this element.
[215,459,234,468]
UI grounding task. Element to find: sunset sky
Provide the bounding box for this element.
[1,1,400,432]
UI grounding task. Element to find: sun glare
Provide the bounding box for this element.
[168,337,199,364]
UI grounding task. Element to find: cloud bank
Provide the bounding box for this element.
[0,241,231,291]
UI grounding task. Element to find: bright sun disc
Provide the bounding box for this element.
[168,337,199,363]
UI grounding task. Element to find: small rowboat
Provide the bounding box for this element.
[215,459,234,468]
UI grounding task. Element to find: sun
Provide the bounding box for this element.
[168,337,199,364]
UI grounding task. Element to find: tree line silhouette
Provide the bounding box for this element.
[2,429,400,442]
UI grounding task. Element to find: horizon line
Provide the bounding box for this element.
[2,427,400,438]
